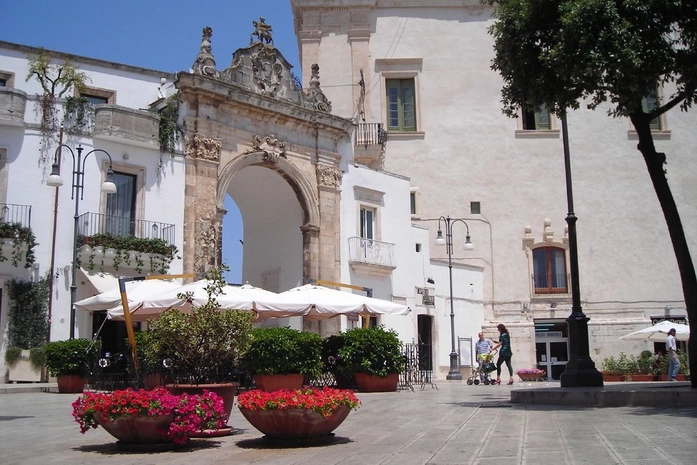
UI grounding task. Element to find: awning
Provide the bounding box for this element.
[78,268,119,294]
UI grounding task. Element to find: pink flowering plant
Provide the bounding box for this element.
[515,368,545,375]
[71,387,227,444]
[237,387,360,418]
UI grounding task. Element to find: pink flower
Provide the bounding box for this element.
[237,387,360,418]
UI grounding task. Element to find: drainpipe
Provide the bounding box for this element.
[46,124,64,343]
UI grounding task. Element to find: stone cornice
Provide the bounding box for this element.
[176,72,354,140]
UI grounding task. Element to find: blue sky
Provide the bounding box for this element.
[2,0,302,283]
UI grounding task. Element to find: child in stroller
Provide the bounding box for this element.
[467,350,497,385]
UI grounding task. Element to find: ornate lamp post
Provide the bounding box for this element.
[435,216,473,380]
[558,114,603,387]
[47,145,117,339]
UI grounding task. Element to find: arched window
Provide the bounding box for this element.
[532,247,568,294]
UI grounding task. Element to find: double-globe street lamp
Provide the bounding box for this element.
[47,144,117,339]
[435,216,473,380]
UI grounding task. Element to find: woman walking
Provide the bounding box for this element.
[491,324,513,385]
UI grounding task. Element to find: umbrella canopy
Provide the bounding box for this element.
[74,279,182,312]
[107,280,310,322]
[255,284,410,321]
[619,320,690,342]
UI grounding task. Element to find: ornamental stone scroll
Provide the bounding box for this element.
[249,134,287,163]
[316,165,343,189]
[185,134,222,162]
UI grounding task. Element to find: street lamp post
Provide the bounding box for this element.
[47,145,117,339]
[558,114,603,387]
[435,216,474,381]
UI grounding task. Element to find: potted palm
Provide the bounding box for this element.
[43,338,99,393]
[243,326,323,391]
[147,267,254,432]
[333,326,404,392]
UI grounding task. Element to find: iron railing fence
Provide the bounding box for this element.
[0,203,32,228]
[355,122,388,147]
[77,212,175,246]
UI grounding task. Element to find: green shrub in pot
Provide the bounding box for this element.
[336,326,404,378]
[244,327,323,378]
[43,338,99,377]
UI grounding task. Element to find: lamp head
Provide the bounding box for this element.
[435,229,446,246]
[101,168,117,194]
[46,161,63,187]
[463,234,474,250]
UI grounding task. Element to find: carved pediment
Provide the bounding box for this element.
[245,134,287,163]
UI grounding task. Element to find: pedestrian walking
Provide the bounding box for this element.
[491,323,514,385]
[665,328,681,381]
[475,332,494,382]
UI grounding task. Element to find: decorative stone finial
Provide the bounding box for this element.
[192,26,217,77]
[250,17,273,45]
[305,64,332,113]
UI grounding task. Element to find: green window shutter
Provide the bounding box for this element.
[535,106,550,129]
[386,78,416,131]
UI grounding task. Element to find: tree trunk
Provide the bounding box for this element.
[630,113,696,388]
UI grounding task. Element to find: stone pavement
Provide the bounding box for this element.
[1,381,696,465]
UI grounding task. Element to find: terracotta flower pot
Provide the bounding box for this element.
[601,373,625,382]
[626,374,654,382]
[239,405,351,439]
[253,374,304,392]
[354,372,399,392]
[94,412,174,444]
[56,375,86,393]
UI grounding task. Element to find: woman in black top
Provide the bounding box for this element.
[491,323,513,385]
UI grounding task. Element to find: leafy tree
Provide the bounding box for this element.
[487,0,697,387]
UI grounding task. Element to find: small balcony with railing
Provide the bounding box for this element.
[76,212,177,275]
[348,236,396,276]
[0,203,35,268]
[354,122,388,169]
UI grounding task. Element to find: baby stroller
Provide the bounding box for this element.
[467,350,497,385]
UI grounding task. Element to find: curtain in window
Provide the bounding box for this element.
[105,173,136,237]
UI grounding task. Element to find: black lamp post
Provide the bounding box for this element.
[558,114,603,387]
[435,216,473,381]
[47,145,117,339]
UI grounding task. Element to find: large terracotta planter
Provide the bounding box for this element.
[94,412,174,444]
[57,375,86,393]
[253,374,304,392]
[626,374,655,382]
[239,406,351,439]
[517,373,546,382]
[659,374,686,381]
[354,372,399,392]
[601,372,625,382]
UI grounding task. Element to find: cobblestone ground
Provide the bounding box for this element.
[1,384,696,465]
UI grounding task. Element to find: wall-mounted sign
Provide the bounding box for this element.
[535,331,563,338]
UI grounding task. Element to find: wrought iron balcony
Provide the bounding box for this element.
[0,203,32,228]
[77,212,175,245]
[354,122,388,169]
[348,236,396,276]
[0,203,34,268]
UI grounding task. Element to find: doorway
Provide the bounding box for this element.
[534,319,569,380]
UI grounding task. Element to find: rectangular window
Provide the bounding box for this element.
[410,192,417,215]
[82,94,109,105]
[533,247,568,294]
[642,91,661,130]
[470,201,481,215]
[105,172,137,237]
[0,78,6,87]
[360,207,375,240]
[386,78,416,131]
[523,105,550,130]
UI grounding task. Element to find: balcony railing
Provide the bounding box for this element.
[348,237,396,270]
[77,212,175,246]
[532,273,569,294]
[0,203,32,228]
[354,122,387,147]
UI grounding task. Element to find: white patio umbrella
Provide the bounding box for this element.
[107,280,311,322]
[619,320,691,342]
[255,284,410,321]
[74,279,182,312]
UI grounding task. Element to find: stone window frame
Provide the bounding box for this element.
[0,148,8,205]
[0,70,15,87]
[376,58,425,140]
[101,161,145,226]
[628,85,671,140]
[354,186,385,242]
[529,243,570,298]
[76,85,116,105]
[410,187,421,220]
[515,105,560,139]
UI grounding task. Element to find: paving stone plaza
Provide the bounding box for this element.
[1,382,695,465]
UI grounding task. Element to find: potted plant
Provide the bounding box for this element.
[148,266,254,429]
[72,387,227,447]
[600,355,626,382]
[127,330,167,389]
[626,351,655,381]
[334,326,404,392]
[4,276,49,382]
[515,367,546,382]
[237,387,360,440]
[244,326,323,392]
[659,351,689,381]
[43,338,99,393]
